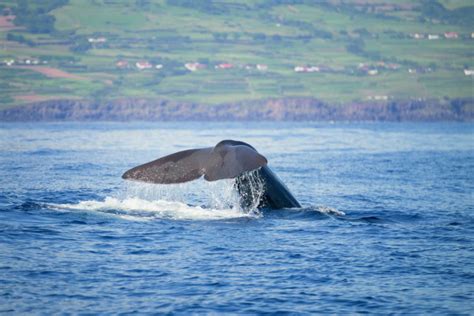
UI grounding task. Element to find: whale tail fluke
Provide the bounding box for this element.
[122,140,267,184]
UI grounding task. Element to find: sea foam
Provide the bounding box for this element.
[49,197,255,221]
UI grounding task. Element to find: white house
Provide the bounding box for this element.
[444,32,458,39]
[294,65,319,73]
[136,61,152,70]
[4,59,14,66]
[367,69,378,75]
[367,95,389,100]
[411,33,425,39]
[185,62,205,71]
[116,60,128,68]
[88,37,107,43]
[215,63,233,69]
[464,69,474,76]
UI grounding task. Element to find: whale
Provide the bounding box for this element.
[122,140,301,209]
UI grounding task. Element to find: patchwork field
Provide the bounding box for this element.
[0,0,472,110]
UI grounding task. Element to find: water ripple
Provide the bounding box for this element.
[0,122,473,314]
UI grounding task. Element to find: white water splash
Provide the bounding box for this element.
[316,206,345,216]
[49,177,267,221]
[48,173,342,221]
[49,197,256,221]
[234,168,266,211]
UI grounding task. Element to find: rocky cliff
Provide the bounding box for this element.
[0,97,472,121]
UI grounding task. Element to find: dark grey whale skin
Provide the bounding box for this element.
[235,165,301,209]
[122,140,301,210]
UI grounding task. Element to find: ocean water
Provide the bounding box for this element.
[0,122,473,314]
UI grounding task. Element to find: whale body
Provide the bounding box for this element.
[122,140,301,209]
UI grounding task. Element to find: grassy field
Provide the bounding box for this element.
[0,0,472,108]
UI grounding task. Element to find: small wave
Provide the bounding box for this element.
[48,197,257,221]
[316,206,345,216]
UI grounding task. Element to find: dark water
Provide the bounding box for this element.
[1,122,473,314]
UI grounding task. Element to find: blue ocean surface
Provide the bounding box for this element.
[0,122,473,314]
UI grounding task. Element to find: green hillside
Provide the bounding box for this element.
[0,0,473,108]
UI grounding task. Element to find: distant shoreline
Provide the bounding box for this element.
[0,97,472,122]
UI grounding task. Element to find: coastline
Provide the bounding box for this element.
[0,97,472,122]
